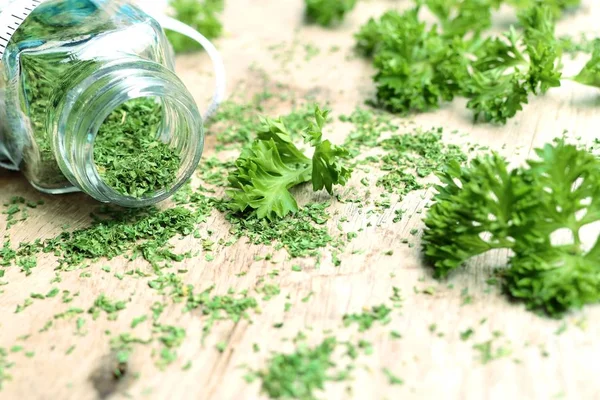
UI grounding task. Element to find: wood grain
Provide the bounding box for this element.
[2,1,600,399]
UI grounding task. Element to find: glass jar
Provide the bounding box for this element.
[0,0,204,207]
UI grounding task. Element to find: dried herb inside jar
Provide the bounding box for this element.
[22,61,180,198]
[93,98,181,198]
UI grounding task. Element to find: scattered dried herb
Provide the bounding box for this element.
[343,304,392,332]
[2,197,43,229]
[225,202,340,258]
[473,339,512,364]
[0,348,14,390]
[88,294,128,321]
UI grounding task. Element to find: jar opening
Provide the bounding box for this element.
[52,59,204,208]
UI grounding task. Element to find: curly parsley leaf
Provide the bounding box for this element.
[227,120,311,220]
[572,41,600,88]
[356,5,566,124]
[311,140,351,195]
[423,140,600,315]
[305,109,352,194]
[227,107,351,220]
[355,9,412,57]
[424,0,498,38]
[463,6,561,123]
[422,154,534,277]
[364,8,469,114]
[504,0,581,19]
[304,0,357,27]
[504,141,600,315]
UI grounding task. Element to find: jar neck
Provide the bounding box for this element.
[50,58,203,207]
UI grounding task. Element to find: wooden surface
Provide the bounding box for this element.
[2,1,600,399]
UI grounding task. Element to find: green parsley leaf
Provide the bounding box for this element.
[572,40,600,88]
[356,5,566,124]
[423,153,532,277]
[304,0,357,27]
[504,0,581,19]
[463,6,562,123]
[424,0,497,38]
[227,106,351,220]
[305,108,352,194]
[364,8,468,114]
[423,139,600,316]
[166,0,224,53]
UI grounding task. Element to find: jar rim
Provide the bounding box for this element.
[52,58,204,207]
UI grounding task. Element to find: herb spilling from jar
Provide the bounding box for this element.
[22,61,180,198]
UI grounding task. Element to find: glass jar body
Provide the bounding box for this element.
[0,0,203,206]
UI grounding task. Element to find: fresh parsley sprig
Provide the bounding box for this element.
[167,0,224,53]
[423,140,600,316]
[463,6,562,123]
[304,0,358,27]
[357,2,597,124]
[227,106,352,220]
[571,40,600,88]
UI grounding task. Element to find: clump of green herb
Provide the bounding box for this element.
[227,106,351,220]
[355,7,466,114]
[423,0,496,38]
[167,0,224,53]
[225,202,339,258]
[94,98,181,198]
[571,40,600,88]
[43,206,197,269]
[423,139,600,316]
[356,3,595,124]
[250,337,349,400]
[304,0,357,27]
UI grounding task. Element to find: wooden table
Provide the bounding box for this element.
[2,1,600,399]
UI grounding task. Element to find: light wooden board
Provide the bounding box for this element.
[2,1,600,399]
